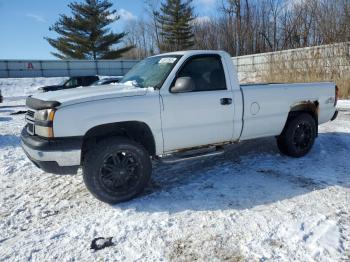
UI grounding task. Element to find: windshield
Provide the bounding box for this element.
[120,55,181,88]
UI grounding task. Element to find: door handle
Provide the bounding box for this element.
[220,98,232,105]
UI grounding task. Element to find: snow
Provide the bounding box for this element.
[0,76,117,100]
[0,77,67,98]
[0,80,350,261]
[338,100,350,110]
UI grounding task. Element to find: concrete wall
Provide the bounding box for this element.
[231,42,350,77]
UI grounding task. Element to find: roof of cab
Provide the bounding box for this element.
[152,50,227,57]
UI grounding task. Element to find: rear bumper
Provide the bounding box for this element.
[331,110,338,121]
[21,127,82,174]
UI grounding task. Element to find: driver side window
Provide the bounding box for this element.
[177,55,227,92]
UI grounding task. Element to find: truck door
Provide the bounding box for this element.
[160,54,235,152]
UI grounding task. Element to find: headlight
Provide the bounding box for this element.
[35,109,55,121]
[34,109,56,138]
[35,125,54,138]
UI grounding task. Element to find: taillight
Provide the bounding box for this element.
[335,85,339,106]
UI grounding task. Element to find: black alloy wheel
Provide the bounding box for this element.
[83,137,152,204]
[277,113,316,158]
[292,122,313,151]
[99,150,141,193]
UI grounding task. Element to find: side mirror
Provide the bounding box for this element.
[171,77,195,93]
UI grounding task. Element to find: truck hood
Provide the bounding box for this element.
[31,84,149,107]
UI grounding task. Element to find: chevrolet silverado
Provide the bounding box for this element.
[21,50,339,204]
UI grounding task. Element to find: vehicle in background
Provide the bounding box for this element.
[22,50,338,204]
[38,76,99,92]
[0,89,3,103]
[90,76,123,86]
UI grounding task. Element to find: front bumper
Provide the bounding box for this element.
[21,127,82,174]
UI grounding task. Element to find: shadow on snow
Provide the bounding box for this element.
[117,132,350,212]
[0,116,12,122]
[0,135,20,148]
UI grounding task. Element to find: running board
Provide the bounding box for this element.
[160,148,225,164]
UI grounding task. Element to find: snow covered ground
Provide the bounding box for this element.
[0,82,350,261]
[0,77,67,98]
[338,100,350,110]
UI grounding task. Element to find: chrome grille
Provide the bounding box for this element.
[26,110,35,135]
[26,110,35,118]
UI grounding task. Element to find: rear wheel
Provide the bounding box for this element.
[83,137,152,204]
[277,113,316,158]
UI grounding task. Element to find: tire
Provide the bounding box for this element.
[83,137,152,204]
[276,113,317,158]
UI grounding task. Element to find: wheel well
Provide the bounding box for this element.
[289,101,319,122]
[81,121,156,160]
[285,101,319,134]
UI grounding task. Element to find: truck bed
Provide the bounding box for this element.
[239,82,336,140]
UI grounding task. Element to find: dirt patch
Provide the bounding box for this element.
[257,169,325,190]
[166,234,244,262]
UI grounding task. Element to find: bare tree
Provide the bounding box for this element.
[121,0,350,58]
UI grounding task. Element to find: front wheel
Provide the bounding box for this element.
[277,113,317,158]
[83,137,152,204]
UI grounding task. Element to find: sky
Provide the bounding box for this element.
[0,0,218,60]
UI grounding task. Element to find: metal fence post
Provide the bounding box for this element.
[66,60,71,77]
[5,60,9,78]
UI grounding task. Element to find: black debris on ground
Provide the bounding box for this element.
[90,237,114,251]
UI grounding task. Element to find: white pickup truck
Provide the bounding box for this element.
[21,50,339,204]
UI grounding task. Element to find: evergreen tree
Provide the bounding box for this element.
[45,0,133,60]
[156,0,195,52]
